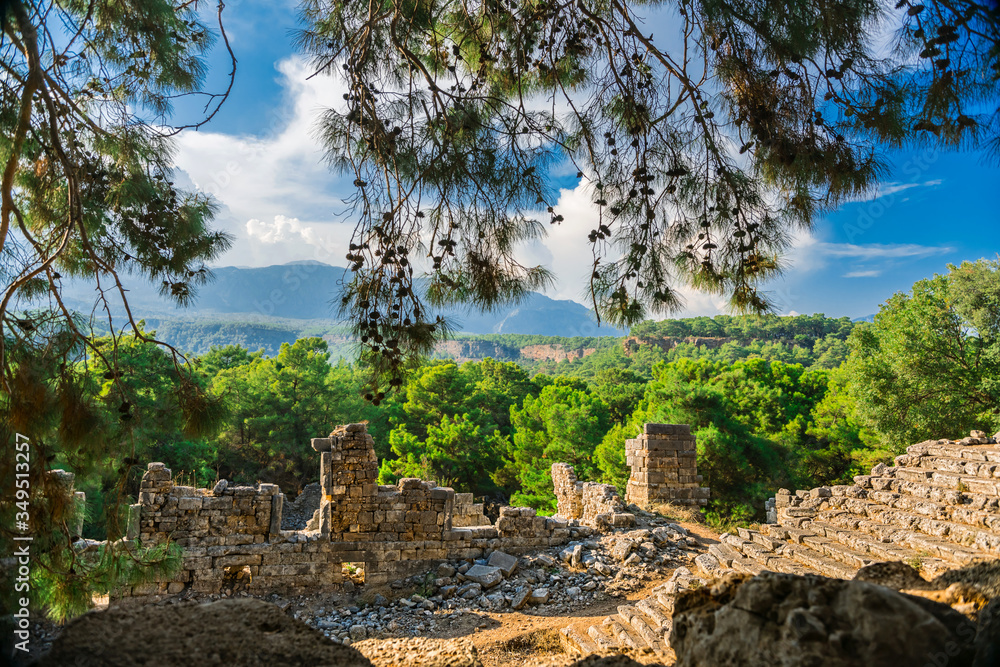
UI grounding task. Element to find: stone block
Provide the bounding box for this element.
[486,551,519,577]
[203,497,233,511]
[177,497,203,511]
[464,564,503,589]
[311,437,333,452]
[528,588,551,604]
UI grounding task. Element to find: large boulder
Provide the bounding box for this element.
[670,571,977,667]
[853,561,930,591]
[974,598,1000,667]
[36,598,371,666]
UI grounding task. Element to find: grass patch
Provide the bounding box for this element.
[649,502,704,524]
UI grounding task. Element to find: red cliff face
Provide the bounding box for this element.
[519,344,598,362]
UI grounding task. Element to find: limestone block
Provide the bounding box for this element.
[269,493,284,536]
[177,497,203,511]
[528,588,551,604]
[203,497,233,511]
[464,564,503,589]
[487,551,519,577]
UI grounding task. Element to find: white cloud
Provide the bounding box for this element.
[246,215,326,247]
[875,179,942,198]
[174,57,352,267]
[523,180,730,317]
[843,269,882,278]
[786,229,953,271]
[170,53,949,319]
[818,242,953,260]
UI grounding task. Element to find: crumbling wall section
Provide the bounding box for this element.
[124,423,574,598]
[313,424,454,542]
[133,463,342,596]
[281,482,321,530]
[452,493,491,527]
[625,423,710,507]
[550,463,634,529]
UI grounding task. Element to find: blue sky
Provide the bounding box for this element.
[170,0,1000,322]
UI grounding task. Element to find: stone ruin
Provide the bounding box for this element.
[123,423,584,598]
[112,421,706,598]
[551,463,635,530]
[551,423,709,528]
[560,429,1000,660]
[625,423,710,507]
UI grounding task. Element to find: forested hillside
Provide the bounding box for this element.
[21,261,990,557]
[43,288,967,545]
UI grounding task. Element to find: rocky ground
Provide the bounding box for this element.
[20,507,716,666]
[22,513,1000,667]
[248,509,715,665]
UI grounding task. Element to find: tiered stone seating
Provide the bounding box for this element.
[560,566,703,659]
[706,433,1000,581]
[561,431,1000,658]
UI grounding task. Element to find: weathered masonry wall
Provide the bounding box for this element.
[625,424,710,507]
[551,463,635,529]
[453,493,492,527]
[126,423,578,598]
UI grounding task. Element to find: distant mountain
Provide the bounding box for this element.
[852,314,876,323]
[57,262,623,340]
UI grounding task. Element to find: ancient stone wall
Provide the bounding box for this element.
[625,424,709,507]
[552,463,584,519]
[452,493,491,527]
[551,462,634,529]
[124,423,577,598]
[138,464,282,546]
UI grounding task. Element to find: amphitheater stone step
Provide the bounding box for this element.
[569,566,705,659]
[893,467,1000,496]
[910,441,1000,462]
[829,499,999,561]
[720,531,837,577]
[912,454,1000,478]
[560,626,599,656]
[799,519,931,562]
[618,605,664,652]
[603,615,642,651]
[635,598,672,634]
[864,480,1000,529]
[587,624,618,651]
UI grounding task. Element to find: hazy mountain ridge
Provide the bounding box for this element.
[55,262,623,354]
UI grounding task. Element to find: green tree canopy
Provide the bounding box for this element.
[845,259,1000,449]
[502,379,612,511]
[299,0,998,391]
[1,0,235,620]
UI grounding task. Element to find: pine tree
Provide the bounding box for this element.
[298,0,999,394]
[1,0,234,620]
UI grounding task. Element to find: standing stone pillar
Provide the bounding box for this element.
[551,463,583,519]
[625,424,710,507]
[311,423,379,537]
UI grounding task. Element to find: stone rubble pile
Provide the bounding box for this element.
[551,463,636,530]
[291,510,698,647]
